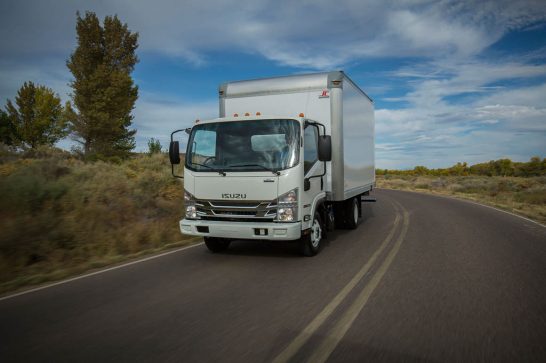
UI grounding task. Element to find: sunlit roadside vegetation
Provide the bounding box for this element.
[376,158,546,225]
[377,157,546,177]
[0,146,195,294]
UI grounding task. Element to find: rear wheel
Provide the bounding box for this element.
[204,237,231,253]
[344,197,360,230]
[301,212,323,257]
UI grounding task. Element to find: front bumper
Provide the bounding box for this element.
[179,219,302,241]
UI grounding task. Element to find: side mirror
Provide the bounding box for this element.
[169,141,181,164]
[318,135,332,161]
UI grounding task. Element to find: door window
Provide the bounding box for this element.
[303,126,318,175]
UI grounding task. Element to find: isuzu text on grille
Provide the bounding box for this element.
[221,193,247,199]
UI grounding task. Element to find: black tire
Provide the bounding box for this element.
[301,212,323,257]
[344,197,360,230]
[204,237,231,253]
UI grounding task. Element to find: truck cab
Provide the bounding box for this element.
[173,114,331,255]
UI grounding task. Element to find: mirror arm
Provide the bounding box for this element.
[171,163,183,179]
[171,129,187,141]
[304,120,326,136]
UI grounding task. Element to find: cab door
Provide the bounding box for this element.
[301,123,325,230]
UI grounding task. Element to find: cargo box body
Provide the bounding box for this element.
[219,71,375,201]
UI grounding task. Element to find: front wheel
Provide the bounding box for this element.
[204,237,231,253]
[301,212,323,257]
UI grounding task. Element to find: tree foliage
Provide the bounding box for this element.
[66,11,139,159]
[376,157,546,177]
[147,138,162,155]
[4,82,66,148]
[0,109,16,146]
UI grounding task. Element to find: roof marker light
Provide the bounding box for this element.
[299,113,305,117]
[244,112,250,116]
[256,112,261,116]
[233,113,239,117]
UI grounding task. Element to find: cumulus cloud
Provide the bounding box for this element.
[132,96,217,150]
[0,0,545,166]
[2,0,545,68]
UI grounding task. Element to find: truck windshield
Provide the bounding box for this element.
[186,119,300,173]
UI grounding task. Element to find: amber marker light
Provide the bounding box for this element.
[244,112,250,116]
[256,112,261,116]
[299,113,305,117]
[233,113,239,117]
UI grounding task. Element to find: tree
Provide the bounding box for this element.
[66,11,139,159]
[0,109,16,146]
[494,159,514,177]
[4,82,66,148]
[147,138,162,155]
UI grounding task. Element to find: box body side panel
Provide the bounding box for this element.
[342,80,375,199]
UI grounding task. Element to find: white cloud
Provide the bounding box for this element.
[2,0,546,69]
[1,0,545,166]
[132,96,217,151]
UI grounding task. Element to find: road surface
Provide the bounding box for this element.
[1,189,545,362]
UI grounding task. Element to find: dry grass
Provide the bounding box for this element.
[0,149,195,294]
[376,175,546,224]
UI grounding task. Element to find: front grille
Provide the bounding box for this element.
[195,199,277,221]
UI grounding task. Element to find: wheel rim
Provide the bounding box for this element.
[353,201,359,224]
[310,218,322,248]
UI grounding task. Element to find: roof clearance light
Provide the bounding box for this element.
[234,113,239,117]
[299,113,305,117]
[256,112,261,116]
[245,112,250,116]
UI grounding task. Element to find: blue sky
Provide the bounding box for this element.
[1,0,545,168]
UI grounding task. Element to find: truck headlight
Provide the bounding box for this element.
[276,188,298,222]
[184,190,199,219]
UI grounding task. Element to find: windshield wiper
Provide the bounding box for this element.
[189,162,226,176]
[226,163,280,175]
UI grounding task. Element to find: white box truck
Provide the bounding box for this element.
[169,71,375,256]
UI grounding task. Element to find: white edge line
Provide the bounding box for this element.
[0,242,204,302]
[376,187,545,228]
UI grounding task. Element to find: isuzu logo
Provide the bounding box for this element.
[221,193,247,199]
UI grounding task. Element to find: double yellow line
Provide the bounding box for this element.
[273,201,410,363]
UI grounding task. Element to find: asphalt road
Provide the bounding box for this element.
[1,189,545,362]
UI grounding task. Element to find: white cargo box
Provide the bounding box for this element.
[219,71,374,201]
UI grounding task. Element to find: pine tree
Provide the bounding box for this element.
[0,109,17,146]
[5,82,66,148]
[66,11,139,159]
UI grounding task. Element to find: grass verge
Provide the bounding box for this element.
[0,148,195,295]
[376,175,546,225]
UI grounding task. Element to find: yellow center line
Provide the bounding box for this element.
[306,201,410,363]
[272,202,402,363]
